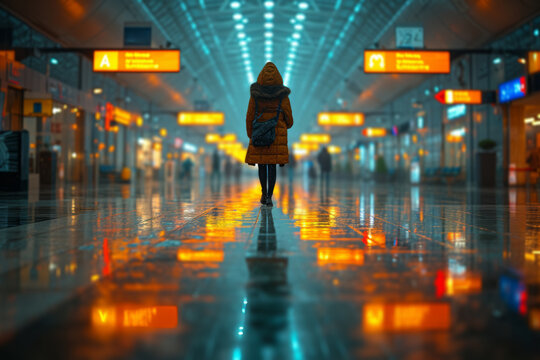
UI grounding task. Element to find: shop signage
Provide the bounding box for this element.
[93,50,180,72]
[362,128,387,137]
[364,50,450,74]
[177,112,224,126]
[23,99,53,117]
[434,89,482,105]
[446,104,466,120]
[205,133,237,143]
[529,51,540,75]
[300,134,331,143]
[498,76,527,103]
[318,112,364,126]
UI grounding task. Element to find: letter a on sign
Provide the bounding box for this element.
[93,51,119,71]
[100,55,110,68]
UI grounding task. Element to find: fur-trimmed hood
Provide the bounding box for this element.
[250,62,291,99]
[250,82,291,99]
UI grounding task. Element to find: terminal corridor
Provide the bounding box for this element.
[2,0,540,358]
[1,179,540,359]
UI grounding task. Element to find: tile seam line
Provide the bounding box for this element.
[315,199,454,250]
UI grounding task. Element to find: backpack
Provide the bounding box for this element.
[251,97,283,147]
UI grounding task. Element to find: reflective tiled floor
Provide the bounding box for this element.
[1,176,540,359]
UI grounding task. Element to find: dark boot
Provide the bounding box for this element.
[266,194,273,207]
[260,192,267,205]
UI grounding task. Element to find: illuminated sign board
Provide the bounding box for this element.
[205,133,237,143]
[92,305,178,328]
[23,98,53,117]
[529,51,540,75]
[364,50,450,74]
[93,50,180,72]
[178,112,224,126]
[446,104,467,120]
[327,145,341,154]
[498,76,527,103]
[300,134,331,143]
[363,303,451,332]
[434,89,482,105]
[318,112,364,126]
[362,128,387,137]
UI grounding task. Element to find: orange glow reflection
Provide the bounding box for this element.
[317,248,364,265]
[177,249,224,262]
[92,306,178,328]
[363,303,450,332]
[362,230,386,247]
[445,274,482,295]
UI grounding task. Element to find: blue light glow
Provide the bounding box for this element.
[447,104,467,120]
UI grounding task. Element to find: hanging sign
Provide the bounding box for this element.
[93,50,180,72]
[434,89,482,105]
[364,50,450,74]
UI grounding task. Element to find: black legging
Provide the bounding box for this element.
[258,164,277,196]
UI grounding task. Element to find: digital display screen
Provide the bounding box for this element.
[498,76,527,103]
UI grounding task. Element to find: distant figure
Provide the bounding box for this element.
[288,150,296,184]
[211,150,221,183]
[234,161,242,182]
[245,62,294,207]
[182,157,194,180]
[317,146,332,184]
[224,158,232,180]
[527,145,540,185]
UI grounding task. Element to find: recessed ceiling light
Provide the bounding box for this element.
[237,32,246,39]
[298,2,308,10]
[239,40,247,46]
[264,23,274,29]
[265,40,272,45]
[230,1,241,9]
[264,1,274,9]
[233,13,242,20]
[296,13,305,21]
[242,53,249,58]
[291,40,299,47]
[292,33,301,39]
[264,32,273,38]
[235,23,244,30]
[264,13,274,20]
[294,24,303,31]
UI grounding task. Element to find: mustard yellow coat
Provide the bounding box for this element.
[245,62,293,165]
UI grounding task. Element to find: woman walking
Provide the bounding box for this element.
[245,62,293,207]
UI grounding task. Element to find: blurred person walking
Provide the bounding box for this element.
[317,146,332,185]
[245,62,293,207]
[211,150,221,184]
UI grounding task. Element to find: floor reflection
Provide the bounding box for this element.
[1,179,540,358]
[244,208,291,358]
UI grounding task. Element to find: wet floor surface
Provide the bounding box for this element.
[1,177,540,359]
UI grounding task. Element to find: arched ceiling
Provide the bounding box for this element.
[2,0,540,143]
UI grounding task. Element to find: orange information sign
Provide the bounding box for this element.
[362,128,387,137]
[364,50,450,74]
[434,89,482,104]
[318,112,364,126]
[93,50,180,72]
[529,51,540,75]
[178,112,224,126]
